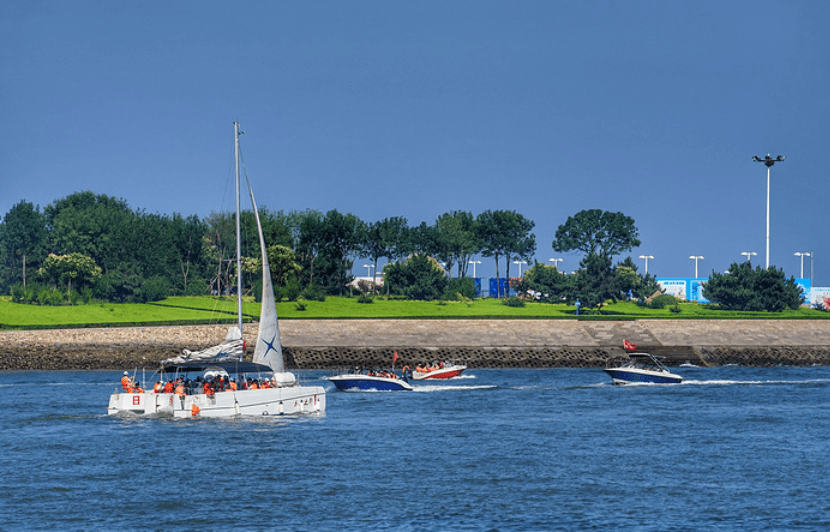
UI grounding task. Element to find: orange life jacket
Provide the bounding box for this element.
[164,382,175,394]
[121,376,131,390]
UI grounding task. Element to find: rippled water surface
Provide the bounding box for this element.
[1,366,829,531]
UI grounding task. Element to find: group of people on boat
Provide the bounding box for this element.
[120,372,278,396]
[415,361,445,373]
[365,369,399,379]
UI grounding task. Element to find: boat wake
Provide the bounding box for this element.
[682,378,830,386]
[413,384,497,393]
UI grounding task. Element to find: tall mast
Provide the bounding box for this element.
[234,121,244,335]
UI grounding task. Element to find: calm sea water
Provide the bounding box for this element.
[1,366,829,531]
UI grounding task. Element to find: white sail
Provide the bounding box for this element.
[246,177,285,373]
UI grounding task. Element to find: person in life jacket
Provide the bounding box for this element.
[153,381,163,393]
[132,381,144,394]
[163,380,175,394]
[174,380,185,397]
[228,379,238,391]
[203,380,214,395]
[121,372,133,390]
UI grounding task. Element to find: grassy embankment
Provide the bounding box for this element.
[1,295,827,330]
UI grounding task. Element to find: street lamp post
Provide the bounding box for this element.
[794,252,811,278]
[639,255,654,276]
[513,260,527,277]
[362,264,374,279]
[548,258,563,271]
[468,260,481,278]
[740,251,757,264]
[752,154,785,269]
[689,255,704,278]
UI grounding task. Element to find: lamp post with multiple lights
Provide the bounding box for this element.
[513,260,527,277]
[468,260,481,278]
[639,255,654,276]
[752,154,785,269]
[794,252,811,278]
[548,258,563,271]
[740,251,757,264]
[689,255,704,278]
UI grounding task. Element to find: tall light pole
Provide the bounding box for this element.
[639,255,654,276]
[513,260,527,277]
[794,252,811,278]
[689,255,704,278]
[548,258,563,271]
[362,264,374,279]
[752,154,785,269]
[741,251,757,264]
[468,260,481,278]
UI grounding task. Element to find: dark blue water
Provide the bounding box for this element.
[2,366,829,531]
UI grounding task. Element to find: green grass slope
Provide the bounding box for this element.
[2,296,827,330]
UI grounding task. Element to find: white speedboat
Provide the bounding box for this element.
[604,353,683,385]
[108,122,325,418]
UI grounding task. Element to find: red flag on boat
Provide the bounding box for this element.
[624,340,637,351]
[393,350,399,364]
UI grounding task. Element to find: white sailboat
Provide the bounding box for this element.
[107,122,326,418]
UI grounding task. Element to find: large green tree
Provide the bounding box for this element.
[1,200,47,288]
[318,210,366,295]
[476,210,536,297]
[569,253,617,311]
[704,262,803,311]
[361,216,410,282]
[521,262,571,303]
[552,209,641,259]
[44,192,135,273]
[434,210,480,278]
[384,253,448,301]
[39,252,102,294]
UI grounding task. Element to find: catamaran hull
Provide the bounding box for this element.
[604,368,683,385]
[107,387,326,418]
[328,375,413,391]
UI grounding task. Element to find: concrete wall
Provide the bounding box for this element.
[2,319,829,370]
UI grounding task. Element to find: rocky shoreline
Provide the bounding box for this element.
[2,319,830,370]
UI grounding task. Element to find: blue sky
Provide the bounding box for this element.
[2,1,828,285]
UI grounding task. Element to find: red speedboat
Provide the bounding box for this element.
[406,361,467,380]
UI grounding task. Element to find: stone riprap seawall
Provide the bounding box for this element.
[2,319,830,370]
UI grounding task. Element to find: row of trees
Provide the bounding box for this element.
[1,193,803,311]
[0,192,542,302]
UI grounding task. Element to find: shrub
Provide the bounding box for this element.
[357,293,374,304]
[302,284,326,302]
[649,294,679,309]
[502,296,526,308]
[282,278,302,302]
[140,275,170,303]
[294,302,307,311]
[10,284,25,303]
[442,277,476,301]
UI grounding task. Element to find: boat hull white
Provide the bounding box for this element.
[107,386,326,418]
